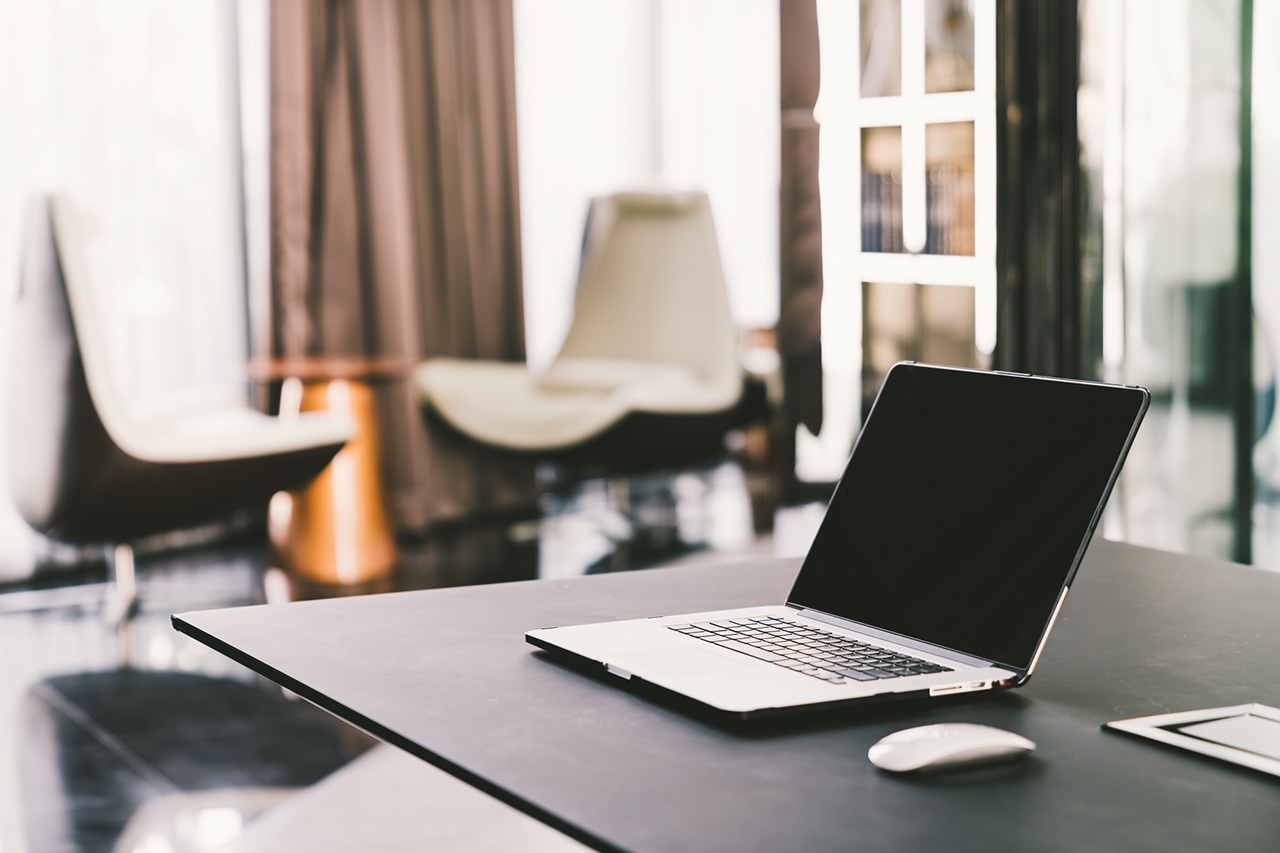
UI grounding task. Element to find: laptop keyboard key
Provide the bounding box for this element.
[713,639,785,662]
[836,669,879,681]
[670,617,955,685]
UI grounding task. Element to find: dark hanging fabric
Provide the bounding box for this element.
[269,0,535,532]
[993,0,1082,378]
[778,0,825,497]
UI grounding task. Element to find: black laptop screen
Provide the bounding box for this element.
[787,363,1148,671]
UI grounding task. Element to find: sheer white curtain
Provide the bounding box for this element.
[0,0,248,576]
[513,0,780,370]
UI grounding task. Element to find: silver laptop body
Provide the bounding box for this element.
[527,363,1149,722]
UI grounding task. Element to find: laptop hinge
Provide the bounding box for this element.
[1024,586,1069,677]
[787,606,995,670]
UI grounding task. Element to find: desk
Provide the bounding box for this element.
[174,540,1280,852]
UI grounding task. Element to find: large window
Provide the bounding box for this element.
[513,0,780,370]
[0,0,251,575]
[804,0,995,480]
[1079,0,1265,564]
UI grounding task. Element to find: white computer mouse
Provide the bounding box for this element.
[867,722,1036,773]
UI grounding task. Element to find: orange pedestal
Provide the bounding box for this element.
[253,358,409,587]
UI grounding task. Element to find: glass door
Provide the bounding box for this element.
[1079,0,1257,562]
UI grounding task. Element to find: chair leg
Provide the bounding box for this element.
[103,543,140,666]
[605,476,634,571]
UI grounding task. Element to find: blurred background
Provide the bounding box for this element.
[0,1,1276,851]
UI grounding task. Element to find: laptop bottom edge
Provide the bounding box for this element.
[527,637,948,726]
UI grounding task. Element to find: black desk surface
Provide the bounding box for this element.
[174,540,1280,852]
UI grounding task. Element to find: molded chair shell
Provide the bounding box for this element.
[414,191,745,465]
[8,195,353,547]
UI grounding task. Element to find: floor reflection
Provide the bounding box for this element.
[0,460,808,853]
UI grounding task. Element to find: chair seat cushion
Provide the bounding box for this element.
[536,357,693,393]
[126,387,354,462]
[415,358,742,451]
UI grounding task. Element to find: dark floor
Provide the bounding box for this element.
[0,463,823,853]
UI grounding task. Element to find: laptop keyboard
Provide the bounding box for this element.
[667,615,953,685]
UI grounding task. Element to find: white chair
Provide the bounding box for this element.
[7,195,354,630]
[415,191,760,567]
[415,190,747,471]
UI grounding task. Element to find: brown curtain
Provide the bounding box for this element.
[993,0,1082,379]
[778,0,824,500]
[269,0,535,531]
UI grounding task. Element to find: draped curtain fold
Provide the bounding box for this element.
[993,0,1081,378]
[778,0,825,500]
[269,0,534,532]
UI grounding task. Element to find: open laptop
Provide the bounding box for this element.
[526,362,1149,722]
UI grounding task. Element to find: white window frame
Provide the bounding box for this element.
[801,0,996,480]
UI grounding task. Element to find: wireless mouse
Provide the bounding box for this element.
[868,722,1036,773]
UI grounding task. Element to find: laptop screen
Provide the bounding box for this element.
[788,363,1148,671]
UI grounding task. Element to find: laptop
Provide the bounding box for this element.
[526,362,1149,722]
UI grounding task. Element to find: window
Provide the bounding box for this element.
[513,0,780,370]
[804,0,994,480]
[0,0,250,573]
[1080,0,1259,562]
